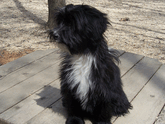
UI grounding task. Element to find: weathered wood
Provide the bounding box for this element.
[112,57,162,123]
[23,52,143,124]
[121,57,162,101]
[0,49,56,79]
[25,99,66,124]
[115,49,125,56]
[112,54,161,121]
[0,61,60,113]
[114,65,165,124]
[0,50,164,124]
[26,98,93,124]
[0,80,61,124]
[119,52,143,76]
[0,51,60,93]
[111,57,162,122]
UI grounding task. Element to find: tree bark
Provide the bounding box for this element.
[47,0,65,29]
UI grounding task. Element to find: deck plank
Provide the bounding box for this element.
[0,80,61,124]
[0,49,56,79]
[0,51,60,93]
[25,100,66,124]
[0,61,60,113]
[119,52,143,76]
[114,65,165,124]
[111,57,162,123]
[0,50,164,124]
[112,57,162,122]
[0,49,126,123]
[120,57,162,101]
[23,52,143,124]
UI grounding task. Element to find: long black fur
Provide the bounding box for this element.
[49,4,132,124]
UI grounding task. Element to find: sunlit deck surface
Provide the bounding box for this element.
[0,49,164,124]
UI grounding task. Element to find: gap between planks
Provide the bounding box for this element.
[0,59,61,114]
[0,50,61,93]
[113,64,165,124]
[1,50,163,124]
[0,49,57,79]
[21,52,144,124]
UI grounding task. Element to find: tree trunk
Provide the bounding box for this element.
[47,0,65,29]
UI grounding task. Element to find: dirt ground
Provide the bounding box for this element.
[0,0,165,123]
[0,0,165,65]
[0,0,165,63]
[0,48,34,65]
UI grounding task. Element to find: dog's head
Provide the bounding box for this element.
[49,4,110,54]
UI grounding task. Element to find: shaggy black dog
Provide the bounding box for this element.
[49,4,132,124]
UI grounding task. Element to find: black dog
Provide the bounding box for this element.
[49,4,132,124]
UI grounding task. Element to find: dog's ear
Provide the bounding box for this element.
[93,14,110,36]
[82,5,111,40]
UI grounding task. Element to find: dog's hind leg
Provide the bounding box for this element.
[93,122,111,124]
[91,104,112,124]
[62,95,85,124]
[92,117,112,124]
[65,104,85,124]
[65,102,85,124]
[66,116,84,124]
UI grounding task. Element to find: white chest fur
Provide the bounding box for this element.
[68,54,95,109]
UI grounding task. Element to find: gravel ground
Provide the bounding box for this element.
[0,0,165,123]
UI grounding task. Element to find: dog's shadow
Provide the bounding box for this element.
[35,85,68,119]
[35,85,93,124]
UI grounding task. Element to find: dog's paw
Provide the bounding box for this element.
[93,122,112,124]
[66,116,84,124]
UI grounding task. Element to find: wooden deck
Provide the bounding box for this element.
[0,49,164,124]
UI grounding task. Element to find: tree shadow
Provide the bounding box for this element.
[122,2,165,14]
[12,0,46,26]
[111,26,165,41]
[111,21,165,35]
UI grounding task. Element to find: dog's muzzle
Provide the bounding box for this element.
[49,29,59,41]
